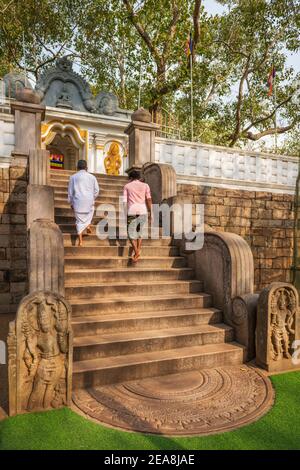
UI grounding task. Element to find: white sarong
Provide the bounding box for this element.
[68,170,99,234]
[74,210,94,234]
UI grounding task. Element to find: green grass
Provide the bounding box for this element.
[1,371,300,450]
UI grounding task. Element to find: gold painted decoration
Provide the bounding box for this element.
[104,141,122,176]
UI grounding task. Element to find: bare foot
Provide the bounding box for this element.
[132,251,141,263]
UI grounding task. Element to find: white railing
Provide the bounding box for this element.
[155,137,298,193]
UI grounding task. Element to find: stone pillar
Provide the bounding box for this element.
[27,186,54,228]
[256,282,300,372]
[124,108,160,172]
[29,148,50,186]
[27,149,54,228]
[10,88,45,159]
[29,219,65,296]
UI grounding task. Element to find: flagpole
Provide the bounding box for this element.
[23,32,27,84]
[273,70,277,153]
[138,62,142,108]
[190,53,194,142]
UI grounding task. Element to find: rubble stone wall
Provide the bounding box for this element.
[177,183,294,291]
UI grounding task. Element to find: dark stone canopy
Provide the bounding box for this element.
[3,56,131,118]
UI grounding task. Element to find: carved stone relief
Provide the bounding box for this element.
[8,291,72,416]
[256,282,299,371]
[34,56,124,116]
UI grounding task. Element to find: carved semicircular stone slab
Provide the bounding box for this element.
[72,366,274,436]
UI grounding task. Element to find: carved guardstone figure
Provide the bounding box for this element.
[256,282,299,372]
[8,291,72,415]
[270,288,295,361]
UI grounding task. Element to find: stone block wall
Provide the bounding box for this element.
[0,163,28,412]
[0,164,28,313]
[177,184,294,291]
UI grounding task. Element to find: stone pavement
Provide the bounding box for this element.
[72,365,274,436]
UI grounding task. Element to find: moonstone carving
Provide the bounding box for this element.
[256,282,300,371]
[8,291,72,416]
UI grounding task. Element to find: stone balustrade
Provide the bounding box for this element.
[155,137,298,194]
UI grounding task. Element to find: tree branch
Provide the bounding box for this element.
[203,79,218,106]
[122,0,161,66]
[245,123,295,141]
[162,1,180,61]
[242,95,293,133]
[0,0,14,15]
[214,39,249,58]
[229,56,251,146]
[192,0,202,59]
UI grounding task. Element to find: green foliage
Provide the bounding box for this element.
[0,0,299,149]
[0,0,80,78]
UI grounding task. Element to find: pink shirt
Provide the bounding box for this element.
[123,180,151,215]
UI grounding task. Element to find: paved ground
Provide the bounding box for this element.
[72,365,274,436]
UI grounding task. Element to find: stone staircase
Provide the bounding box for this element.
[50,169,245,389]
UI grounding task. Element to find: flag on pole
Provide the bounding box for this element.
[185,31,193,57]
[267,65,276,96]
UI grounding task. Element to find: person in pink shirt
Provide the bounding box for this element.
[123,170,152,262]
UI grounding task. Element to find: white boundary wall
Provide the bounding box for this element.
[0,101,298,194]
[155,137,298,194]
[0,110,14,168]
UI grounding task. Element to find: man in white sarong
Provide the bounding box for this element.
[68,160,99,246]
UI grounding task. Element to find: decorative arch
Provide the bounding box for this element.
[41,120,88,160]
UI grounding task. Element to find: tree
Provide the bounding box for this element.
[0,0,81,79]
[1,0,299,150]
[213,0,300,147]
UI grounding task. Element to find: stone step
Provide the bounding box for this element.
[63,234,173,246]
[54,188,122,198]
[70,292,212,316]
[64,245,179,257]
[72,342,245,388]
[65,256,187,269]
[66,279,203,300]
[50,179,125,190]
[58,223,163,236]
[50,170,128,182]
[55,215,123,225]
[55,206,121,214]
[55,208,122,218]
[72,307,223,336]
[65,267,194,284]
[55,196,121,205]
[73,324,234,361]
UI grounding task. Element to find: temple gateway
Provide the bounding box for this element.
[0,56,299,435]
